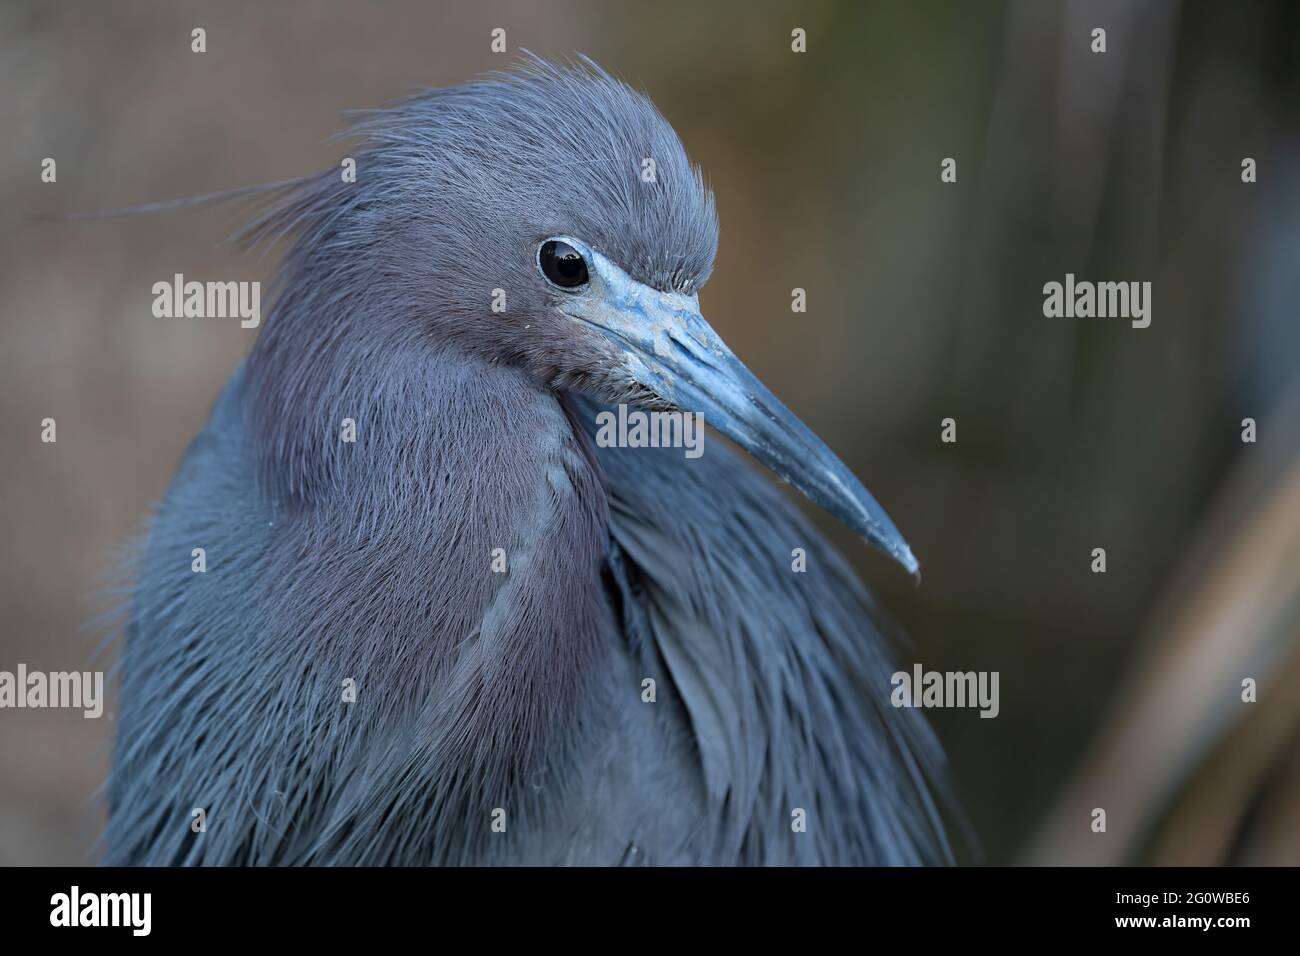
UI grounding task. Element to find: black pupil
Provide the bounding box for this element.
[540,240,589,289]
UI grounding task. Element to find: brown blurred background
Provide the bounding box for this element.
[2,0,1298,865]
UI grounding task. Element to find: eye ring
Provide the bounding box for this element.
[538,239,590,291]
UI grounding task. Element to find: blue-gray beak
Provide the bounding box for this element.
[553,238,919,578]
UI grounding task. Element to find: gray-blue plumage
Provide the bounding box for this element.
[106,56,949,865]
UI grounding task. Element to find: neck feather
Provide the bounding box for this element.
[242,332,614,861]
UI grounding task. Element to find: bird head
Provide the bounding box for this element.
[250,55,917,575]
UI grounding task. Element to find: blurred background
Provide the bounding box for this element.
[2,0,1298,865]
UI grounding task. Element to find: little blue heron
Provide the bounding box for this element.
[106,56,950,865]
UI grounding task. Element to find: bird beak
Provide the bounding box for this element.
[559,243,919,577]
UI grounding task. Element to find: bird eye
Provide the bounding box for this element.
[538,240,590,290]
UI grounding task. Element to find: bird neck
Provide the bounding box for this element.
[241,338,616,842]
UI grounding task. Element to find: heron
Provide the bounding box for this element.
[106,56,951,865]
